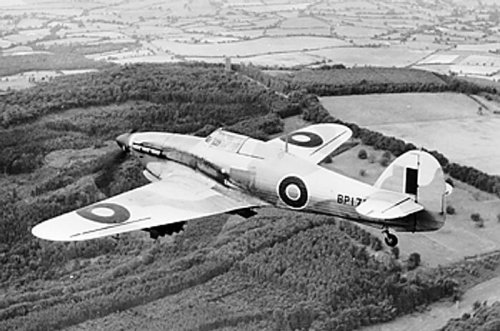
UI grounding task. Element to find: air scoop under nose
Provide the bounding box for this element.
[116,133,131,152]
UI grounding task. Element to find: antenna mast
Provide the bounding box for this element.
[285,132,289,153]
[416,149,421,203]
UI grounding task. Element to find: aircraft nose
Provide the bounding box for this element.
[116,133,131,152]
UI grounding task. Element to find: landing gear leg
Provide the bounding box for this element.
[382,229,398,247]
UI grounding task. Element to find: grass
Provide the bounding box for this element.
[321,92,500,175]
[308,47,434,67]
[321,92,479,126]
[152,36,349,58]
[322,142,500,267]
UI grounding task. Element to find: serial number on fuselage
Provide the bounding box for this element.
[337,194,365,206]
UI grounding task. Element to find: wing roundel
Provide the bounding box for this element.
[268,124,352,164]
[76,203,131,224]
[282,132,323,147]
[32,171,268,241]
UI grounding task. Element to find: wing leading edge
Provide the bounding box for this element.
[32,173,266,241]
[268,124,352,164]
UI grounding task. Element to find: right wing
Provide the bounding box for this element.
[267,124,352,164]
[32,169,267,241]
[356,190,423,220]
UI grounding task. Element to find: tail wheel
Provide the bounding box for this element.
[384,232,398,247]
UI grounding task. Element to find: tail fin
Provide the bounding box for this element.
[375,150,446,216]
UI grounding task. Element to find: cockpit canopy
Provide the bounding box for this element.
[205,129,280,159]
[205,129,248,153]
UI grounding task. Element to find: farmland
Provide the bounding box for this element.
[321,93,500,175]
[306,46,433,68]
[2,1,500,330]
[2,0,500,87]
[151,36,349,58]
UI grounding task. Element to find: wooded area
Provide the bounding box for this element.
[439,301,500,331]
[0,52,109,77]
[1,62,500,330]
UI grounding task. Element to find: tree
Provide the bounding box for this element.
[471,213,484,227]
[471,213,481,222]
[407,252,421,270]
[391,246,400,259]
[379,153,391,167]
[358,149,368,159]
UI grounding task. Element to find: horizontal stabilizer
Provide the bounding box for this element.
[356,190,423,220]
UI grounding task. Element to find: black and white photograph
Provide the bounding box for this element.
[1,0,500,330]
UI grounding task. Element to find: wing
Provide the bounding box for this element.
[356,190,424,219]
[32,170,267,241]
[267,124,352,164]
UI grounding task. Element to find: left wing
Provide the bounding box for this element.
[267,124,352,164]
[356,190,424,220]
[32,171,267,241]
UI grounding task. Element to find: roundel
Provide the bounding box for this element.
[281,132,323,148]
[76,203,131,224]
[278,176,308,209]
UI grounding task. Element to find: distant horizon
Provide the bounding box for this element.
[0,0,26,7]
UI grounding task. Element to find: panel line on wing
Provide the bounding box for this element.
[381,197,411,213]
[70,217,152,238]
[310,130,349,157]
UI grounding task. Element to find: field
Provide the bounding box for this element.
[321,92,500,175]
[152,36,349,58]
[362,275,500,331]
[307,46,433,67]
[0,39,12,48]
[238,52,323,67]
[414,51,500,77]
[2,0,500,71]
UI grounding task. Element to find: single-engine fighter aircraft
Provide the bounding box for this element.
[32,124,452,247]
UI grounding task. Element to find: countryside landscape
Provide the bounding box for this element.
[2,0,500,330]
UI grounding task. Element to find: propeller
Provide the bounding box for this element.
[116,132,132,152]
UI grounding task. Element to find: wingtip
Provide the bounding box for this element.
[31,221,74,242]
[31,222,57,241]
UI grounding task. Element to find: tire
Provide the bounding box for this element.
[384,233,398,247]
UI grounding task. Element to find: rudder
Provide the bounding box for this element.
[375,150,446,216]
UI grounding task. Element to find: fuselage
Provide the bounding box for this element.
[119,129,444,232]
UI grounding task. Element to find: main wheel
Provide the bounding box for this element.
[384,233,398,247]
